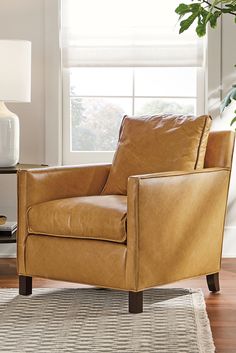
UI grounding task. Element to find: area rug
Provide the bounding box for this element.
[0,288,214,353]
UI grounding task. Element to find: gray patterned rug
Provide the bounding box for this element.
[0,288,214,353]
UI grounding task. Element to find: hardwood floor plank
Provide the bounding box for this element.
[0,258,235,352]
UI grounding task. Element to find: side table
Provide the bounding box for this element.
[0,163,48,244]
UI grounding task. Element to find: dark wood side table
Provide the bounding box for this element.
[0,232,17,244]
[0,163,48,244]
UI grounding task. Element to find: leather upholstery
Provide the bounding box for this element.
[28,195,127,243]
[17,130,234,293]
[204,130,235,168]
[25,236,127,290]
[126,168,230,290]
[20,164,111,207]
[102,114,211,195]
[17,164,110,274]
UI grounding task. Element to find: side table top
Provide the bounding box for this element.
[0,232,16,243]
[0,163,48,174]
[0,164,48,244]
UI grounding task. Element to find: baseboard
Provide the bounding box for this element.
[0,254,16,258]
[0,244,16,258]
[0,228,236,258]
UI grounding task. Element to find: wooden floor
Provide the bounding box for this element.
[0,258,235,353]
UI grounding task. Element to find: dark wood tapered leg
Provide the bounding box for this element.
[19,275,32,296]
[206,272,220,292]
[129,291,143,313]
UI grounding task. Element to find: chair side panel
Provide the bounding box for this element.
[204,130,235,168]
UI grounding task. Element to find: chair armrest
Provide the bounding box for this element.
[17,164,111,207]
[126,168,230,291]
[17,163,111,274]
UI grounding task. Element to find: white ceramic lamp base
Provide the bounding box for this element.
[0,102,19,167]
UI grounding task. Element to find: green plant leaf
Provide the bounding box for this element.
[209,11,222,28]
[176,1,236,36]
[230,87,236,100]
[195,7,209,36]
[175,3,190,15]
[222,87,236,112]
[179,12,198,33]
[224,3,236,11]
[196,22,207,36]
[220,93,232,112]
[189,3,201,11]
[230,116,236,126]
[205,11,213,23]
[221,7,235,13]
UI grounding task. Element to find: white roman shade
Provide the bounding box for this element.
[62,0,204,68]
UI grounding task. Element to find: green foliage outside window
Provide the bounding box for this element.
[71,97,194,151]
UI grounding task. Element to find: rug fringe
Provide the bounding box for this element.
[191,289,215,353]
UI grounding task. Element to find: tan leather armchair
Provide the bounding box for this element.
[17,130,234,313]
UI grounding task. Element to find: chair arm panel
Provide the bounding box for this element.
[126,168,230,291]
[17,164,111,274]
[18,164,111,207]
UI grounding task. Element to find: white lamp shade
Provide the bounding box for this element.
[0,40,31,102]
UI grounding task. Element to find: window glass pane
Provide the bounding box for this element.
[70,68,133,96]
[71,97,132,151]
[135,68,197,97]
[134,98,196,116]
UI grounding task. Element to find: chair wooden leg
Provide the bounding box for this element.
[206,272,220,292]
[19,275,32,296]
[129,291,143,313]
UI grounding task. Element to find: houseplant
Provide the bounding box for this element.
[175,0,236,125]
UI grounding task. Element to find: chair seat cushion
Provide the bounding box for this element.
[28,195,127,243]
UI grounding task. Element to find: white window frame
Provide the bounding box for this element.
[43,2,221,167]
[62,67,205,165]
[44,0,62,166]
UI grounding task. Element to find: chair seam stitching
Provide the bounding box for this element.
[135,179,140,291]
[194,115,209,169]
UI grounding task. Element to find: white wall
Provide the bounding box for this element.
[0,0,45,164]
[0,0,45,256]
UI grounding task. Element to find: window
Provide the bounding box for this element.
[62,0,205,165]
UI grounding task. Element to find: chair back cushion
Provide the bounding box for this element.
[102,114,212,195]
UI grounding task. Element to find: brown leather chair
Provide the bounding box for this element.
[17,120,235,313]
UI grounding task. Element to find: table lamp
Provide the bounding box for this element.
[0,40,31,167]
